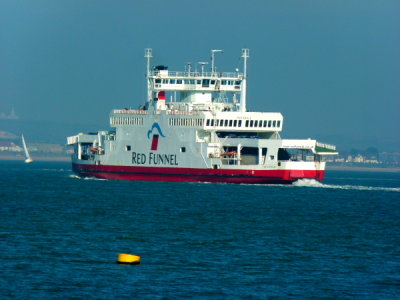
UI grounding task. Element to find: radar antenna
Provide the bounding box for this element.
[198,62,208,76]
[211,49,223,74]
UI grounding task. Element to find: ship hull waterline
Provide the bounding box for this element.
[72,163,324,184]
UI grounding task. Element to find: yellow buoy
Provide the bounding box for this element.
[117,253,141,265]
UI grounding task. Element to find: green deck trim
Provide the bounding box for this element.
[315,146,338,154]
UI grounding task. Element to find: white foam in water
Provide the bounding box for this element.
[293,179,400,192]
[293,179,324,187]
[68,174,107,181]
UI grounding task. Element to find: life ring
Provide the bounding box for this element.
[224,151,237,156]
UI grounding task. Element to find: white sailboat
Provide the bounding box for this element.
[21,135,33,163]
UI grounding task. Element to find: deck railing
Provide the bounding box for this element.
[151,70,242,79]
[112,109,148,115]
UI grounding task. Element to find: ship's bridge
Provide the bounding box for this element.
[150,70,243,93]
[145,49,249,111]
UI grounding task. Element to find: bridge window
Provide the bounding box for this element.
[250,120,254,127]
[277,120,281,127]
[254,120,258,127]
[238,120,242,127]
[273,120,276,127]
[245,120,249,127]
[234,120,237,127]
[229,120,233,127]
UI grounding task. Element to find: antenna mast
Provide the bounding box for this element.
[198,62,208,76]
[144,48,153,101]
[211,49,223,74]
[240,48,249,112]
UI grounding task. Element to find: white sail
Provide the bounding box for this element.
[22,135,33,163]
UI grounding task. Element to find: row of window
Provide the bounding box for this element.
[245,119,281,128]
[110,117,144,126]
[110,116,280,129]
[207,119,242,127]
[206,119,281,129]
[168,118,204,127]
[154,78,241,86]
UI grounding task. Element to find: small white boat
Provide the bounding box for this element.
[22,135,33,163]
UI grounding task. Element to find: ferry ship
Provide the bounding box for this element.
[67,49,337,184]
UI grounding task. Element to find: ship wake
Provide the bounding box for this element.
[68,174,107,181]
[293,179,400,192]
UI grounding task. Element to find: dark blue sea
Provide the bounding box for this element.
[1,161,399,299]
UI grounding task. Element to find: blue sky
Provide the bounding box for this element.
[1,0,399,150]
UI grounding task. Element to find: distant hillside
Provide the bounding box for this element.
[0,119,105,144]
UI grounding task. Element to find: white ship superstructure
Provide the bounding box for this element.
[67,49,337,183]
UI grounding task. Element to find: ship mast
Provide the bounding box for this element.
[211,49,223,74]
[144,48,153,102]
[198,62,208,76]
[240,48,249,112]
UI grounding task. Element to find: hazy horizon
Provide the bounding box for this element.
[1,0,399,151]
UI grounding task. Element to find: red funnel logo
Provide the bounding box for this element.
[147,122,166,151]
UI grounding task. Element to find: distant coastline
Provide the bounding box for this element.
[326,165,400,173]
[0,154,70,162]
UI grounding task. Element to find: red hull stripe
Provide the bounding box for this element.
[72,163,324,183]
